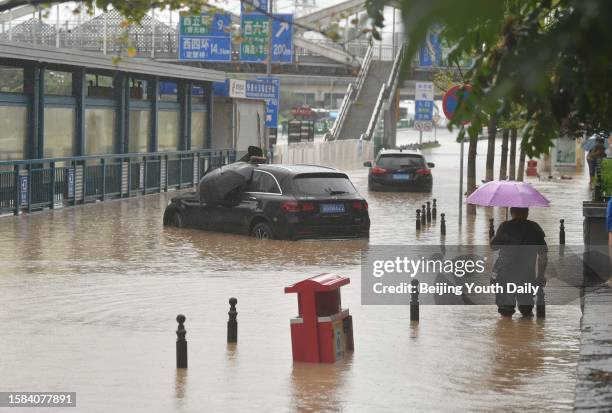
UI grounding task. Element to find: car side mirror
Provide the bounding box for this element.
[363,161,372,167]
[427,162,435,168]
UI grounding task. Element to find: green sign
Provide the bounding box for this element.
[180,15,215,36]
[240,13,270,62]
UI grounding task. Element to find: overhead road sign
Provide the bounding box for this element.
[178,13,232,62]
[240,13,293,63]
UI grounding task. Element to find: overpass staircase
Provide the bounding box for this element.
[328,42,405,145]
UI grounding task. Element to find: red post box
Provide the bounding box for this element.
[285,273,354,363]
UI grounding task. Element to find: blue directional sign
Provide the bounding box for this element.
[179,36,232,61]
[415,100,434,121]
[240,13,293,63]
[271,14,293,63]
[178,13,232,62]
[256,77,280,128]
[418,30,442,67]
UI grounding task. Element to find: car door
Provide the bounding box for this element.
[180,196,217,230]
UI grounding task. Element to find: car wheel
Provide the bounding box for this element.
[172,211,185,228]
[251,222,273,240]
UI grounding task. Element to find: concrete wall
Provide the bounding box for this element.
[273,139,374,170]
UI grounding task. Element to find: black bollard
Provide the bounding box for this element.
[488,219,495,239]
[440,213,446,236]
[432,199,437,220]
[559,219,565,245]
[416,210,421,231]
[536,288,545,318]
[410,278,419,321]
[426,201,432,223]
[421,205,426,226]
[227,297,238,343]
[176,314,188,369]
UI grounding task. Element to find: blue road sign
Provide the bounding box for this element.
[415,100,434,121]
[256,77,280,128]
[271,14,293,63]
[240,13,292,63]
[67,168,75,199]
[179,36,232,61]
[418,30,442,67]
[19,175,28,206]
[178,12,232,62]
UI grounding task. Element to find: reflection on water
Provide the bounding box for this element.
[0,130,585,412]
[290,355,351,413]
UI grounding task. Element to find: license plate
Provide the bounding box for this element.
[320,203,346,214]
[392,174,411,180]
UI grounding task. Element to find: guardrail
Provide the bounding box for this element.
[327,83,354,141]
[363,43,405,141]
[0,148,235,216]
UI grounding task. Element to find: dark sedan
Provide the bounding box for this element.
[163,164,370,240]
[365,149,434,192]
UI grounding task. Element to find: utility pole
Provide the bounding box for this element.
[264,0,274,149]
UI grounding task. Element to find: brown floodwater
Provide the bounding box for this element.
[0,130,587,412]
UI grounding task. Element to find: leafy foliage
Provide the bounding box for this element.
[367,0,612,156]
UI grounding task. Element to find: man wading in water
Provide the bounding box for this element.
[490,207,548,317]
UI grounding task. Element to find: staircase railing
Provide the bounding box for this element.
[326,41,375,141]
[363,42,405,141]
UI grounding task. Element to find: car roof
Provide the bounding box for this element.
[255,164,345,176]
[378,149,423,156]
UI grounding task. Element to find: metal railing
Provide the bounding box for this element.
[364,43,405,141]
[0,148,235,216]
[326,41,375,141]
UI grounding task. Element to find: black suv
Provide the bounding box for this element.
[365,149,434,192]
[163,164,370,240]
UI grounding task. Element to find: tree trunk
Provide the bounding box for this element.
[509,127,517,180]
[499,128,509,179]
[467,133,478,215]
[517,141,526,181]
[485,117,497,182]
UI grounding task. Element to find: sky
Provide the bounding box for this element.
[1,0,402,40]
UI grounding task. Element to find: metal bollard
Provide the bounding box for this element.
[410,278,419,321]
[416,209,421,231]
[440,213,446,236]
[536,288,545,318]
[432,199,437,220]
[489,219,495,239]
[559,219,565,245]
[176,314,188,369]
[426,201,432,223]
[421,205,426,226]
[227,297,238,343]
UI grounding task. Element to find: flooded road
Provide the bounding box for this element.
[0,130,587,412]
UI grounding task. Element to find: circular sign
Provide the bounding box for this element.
[442,84,471,124]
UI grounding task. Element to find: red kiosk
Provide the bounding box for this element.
[285,274,354,363]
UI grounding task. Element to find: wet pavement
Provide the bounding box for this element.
[0,129,589,412]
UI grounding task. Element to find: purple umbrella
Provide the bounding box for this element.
[466,180,550,208]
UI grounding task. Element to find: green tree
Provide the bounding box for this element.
[368,0,612,157]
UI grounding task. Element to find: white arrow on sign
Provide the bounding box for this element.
[276,22,289,38]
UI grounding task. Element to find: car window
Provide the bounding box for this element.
[247,171,281,194]
[377,154,425,169]
[293,173,357,196]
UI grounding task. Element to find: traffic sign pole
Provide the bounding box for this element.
[265,0,273,150]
